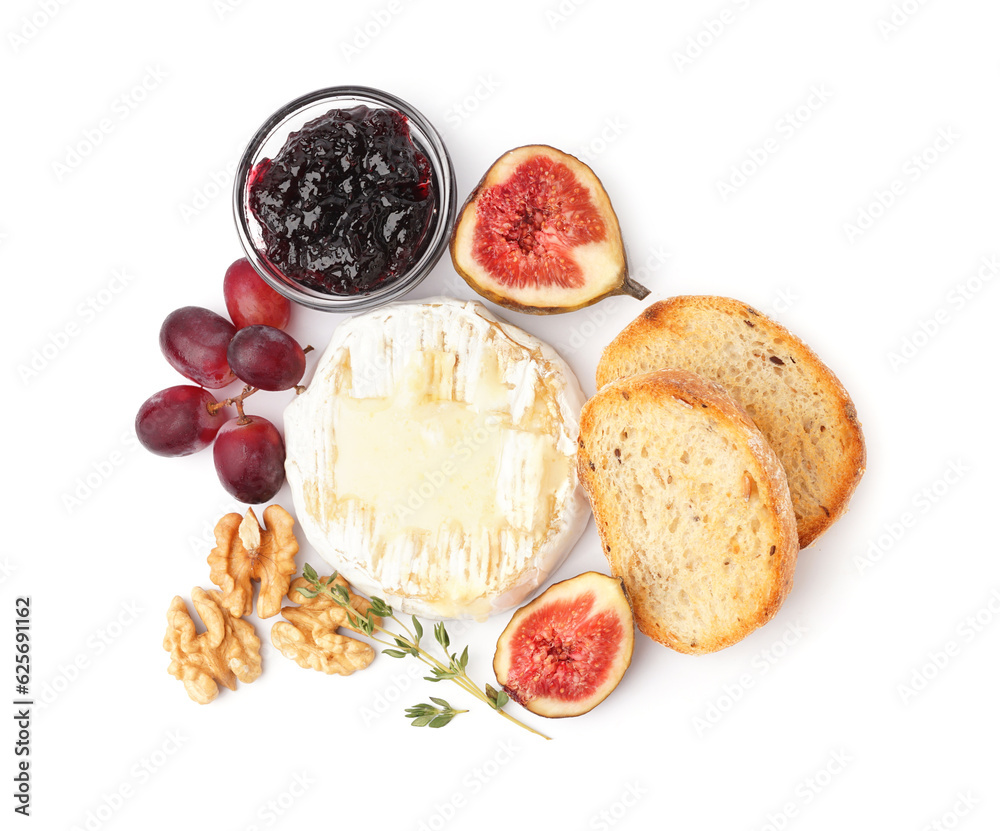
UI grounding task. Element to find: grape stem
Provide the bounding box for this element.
[207,385,258,419]
[205,345,313,413]
[294,346,314,395]
[234,396,249,424]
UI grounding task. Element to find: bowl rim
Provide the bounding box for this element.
[232,85,456,313]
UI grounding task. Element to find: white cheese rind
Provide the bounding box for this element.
[283,297,589,620]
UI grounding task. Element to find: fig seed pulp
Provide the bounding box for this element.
[493,571,634,718]
[472,155,607,290]
[451,145,648,314]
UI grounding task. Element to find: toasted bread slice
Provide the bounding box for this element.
[596,296,865,548]
[578,369,798,654]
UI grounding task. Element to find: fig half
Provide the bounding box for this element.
[493,571,634,718]
[450,145,649,314]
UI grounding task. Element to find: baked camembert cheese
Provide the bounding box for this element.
[284,298,589,619]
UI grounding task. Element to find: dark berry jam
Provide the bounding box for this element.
[248,106,436,296]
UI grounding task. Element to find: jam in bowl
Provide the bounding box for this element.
[234,87,456,312]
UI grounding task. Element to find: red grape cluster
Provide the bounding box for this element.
[135,258,307,504]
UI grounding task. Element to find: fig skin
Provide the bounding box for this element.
[450,145,649,315]
[493,571,635,718]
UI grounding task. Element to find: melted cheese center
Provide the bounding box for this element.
[333,349,563,537]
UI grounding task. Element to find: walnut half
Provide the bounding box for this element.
[163,588,262,704]
[208,505,298,619]
[271,576,379,676]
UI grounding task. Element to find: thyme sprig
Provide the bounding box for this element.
[404,699,468,728]
[297,564,550,740]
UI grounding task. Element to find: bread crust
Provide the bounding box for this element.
[578,369,798,654]
[596,296,866,548]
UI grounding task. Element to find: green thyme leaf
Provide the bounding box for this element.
[434,622,450,651]
[412,616,423,642]
[302,563,319,584]
[345,610,374,636]
[483,685,510,710]
[404,704,433,718]
[405,699,465,728]
[425,669,459,682]
[383,649,407,659]
[428,664,462,681]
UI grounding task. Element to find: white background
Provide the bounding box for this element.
[4,0,999,828]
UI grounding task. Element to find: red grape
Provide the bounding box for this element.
[227,325,306,391]
[135,386,226,457]
[213,415,285,503]
[223,258,291,330]
[160,306,237,389]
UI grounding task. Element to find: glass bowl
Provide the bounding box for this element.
[233,86,456,312]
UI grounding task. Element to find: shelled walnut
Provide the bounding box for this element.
[163,588,262,704]
[208,505,298,619]
[271,575,379,676]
